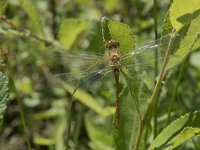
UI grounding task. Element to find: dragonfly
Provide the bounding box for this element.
[45,32,185,126]
[46,34,183,88]
[47,35,169,87]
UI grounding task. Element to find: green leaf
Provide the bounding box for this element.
[163,0,200,68]
[19,0,43,35]
[34,100,66,149]
[85,114,115,150]
[33,137,55,145]
[167,127,200,150]
[148,110,200,150]
[59,19,87,49]
[101,17,135,54]
[46,69,114,117]
[34,100,66,119]
[62,83,114,117]
[0,0,7,15]
[54,112,66,150]
[148,113,190,149]
[192,38,200,51]
[168,14,200,69]
[86,21,104,53]
[161,1,200,69]
[162,11,173,36]
[0,72,9,128]
[169,0,200,30]
[104,0,118,13]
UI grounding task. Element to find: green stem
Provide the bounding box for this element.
[5,56,31,149]
[64,61,102,149]
[74,106,83,150]
[65,90,76,150]
[65,80,80,150]
[166,53,188,124]
[0,16,63,48]
[153,0,158,138]
[134,32,175,150]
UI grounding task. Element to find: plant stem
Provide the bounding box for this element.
[64,79,81,150]
[65,90,76,150]
[64,61,101,148]
[134,32,175,150]
[166,51,188,124]
[153,0,158,138]
[0,16,63,48]
[50,0,58,39]
[5,55,31,150]
[74,106,83,150]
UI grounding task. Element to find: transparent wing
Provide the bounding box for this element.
[45,47,108,72]
[120,34,171,68]
[43,46,112,91]
[45,46,110,75]
[47,67,112,92]
[120,33,191,71]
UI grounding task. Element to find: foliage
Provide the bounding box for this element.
[19,0,44,35]
[0,72,9,128]
[149,110,200,149]
[0,0,7,15]
[0,0,200,150]
[59,19,87,49]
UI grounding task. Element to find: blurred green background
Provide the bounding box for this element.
[0,0,200,149]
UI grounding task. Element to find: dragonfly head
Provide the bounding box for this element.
[106,40,120,49]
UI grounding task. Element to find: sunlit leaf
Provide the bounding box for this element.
[169,0,200,30]
[192,38,200,51]
[34,100,66,119]
[168,15,200,69]
[0,0,7,15]
[54,114,66,150]
[148,110,200,150]
[62,83,114,117]
[59,19,87,49]
[104,0,118,13]
[101,17,135,54]
[85,114,115,150]
[162,11,173,36]
[19,0,43,35]
[33,137,55,145]
[167,127,200,150]
[161,1,200,69]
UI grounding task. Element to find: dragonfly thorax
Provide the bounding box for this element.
[107,40,121,70]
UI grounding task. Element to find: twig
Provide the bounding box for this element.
[166,56,188,124]
[0,16,64,49]
[3,51,32,150]
[153,0,158,138]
